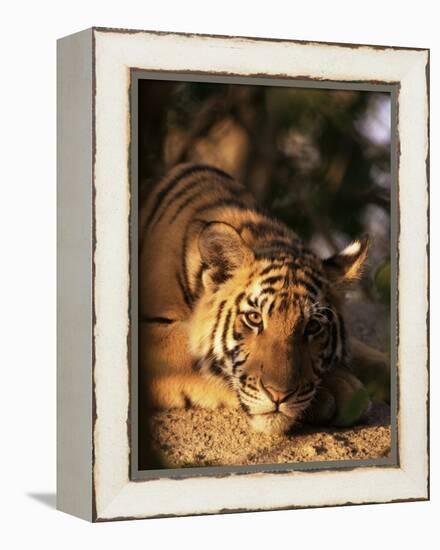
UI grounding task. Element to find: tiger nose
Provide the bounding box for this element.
[263,384,293,404]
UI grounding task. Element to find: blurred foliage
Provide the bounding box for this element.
[374,259,391,305]
[139,80,391,258]
[138,80,392,402]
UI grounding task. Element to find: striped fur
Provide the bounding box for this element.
[139,163,371,434]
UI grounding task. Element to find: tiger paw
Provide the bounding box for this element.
[148,374,240,410]
[305,368,371,427]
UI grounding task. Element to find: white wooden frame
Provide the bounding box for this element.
[57,27,429,522]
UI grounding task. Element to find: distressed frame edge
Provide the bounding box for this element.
[91,25,429,53]
[424,48,430,502]
[56,27,94,522]
[94,495,429,523]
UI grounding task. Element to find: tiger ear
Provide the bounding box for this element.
[323,235,370,285]
[198,222,253,286]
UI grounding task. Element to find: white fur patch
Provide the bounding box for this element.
[249,412,298,435]
[340,240,361,257]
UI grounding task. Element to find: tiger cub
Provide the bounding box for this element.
[139,163,387,434]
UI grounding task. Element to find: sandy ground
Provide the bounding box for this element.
[146,297,391,469]
[150,401,390,468]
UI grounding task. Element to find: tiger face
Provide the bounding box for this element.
[189,221,369,434]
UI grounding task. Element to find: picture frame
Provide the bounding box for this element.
[57,27,429,522]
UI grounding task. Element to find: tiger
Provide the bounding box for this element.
[138,163,389,435]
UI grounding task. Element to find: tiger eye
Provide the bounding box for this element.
[305,318,322,336]
[245,311,262,327]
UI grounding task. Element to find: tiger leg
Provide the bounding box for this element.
[350,337,390,388]
[306,367,371,427]
[139,321,239,411]
[305,339,389,427]
[146,374,239,410]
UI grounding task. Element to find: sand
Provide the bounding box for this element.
[150,401,390,468]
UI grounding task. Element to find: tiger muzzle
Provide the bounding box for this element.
[261,383,296,407]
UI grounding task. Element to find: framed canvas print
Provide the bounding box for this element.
[57,27,429,522]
